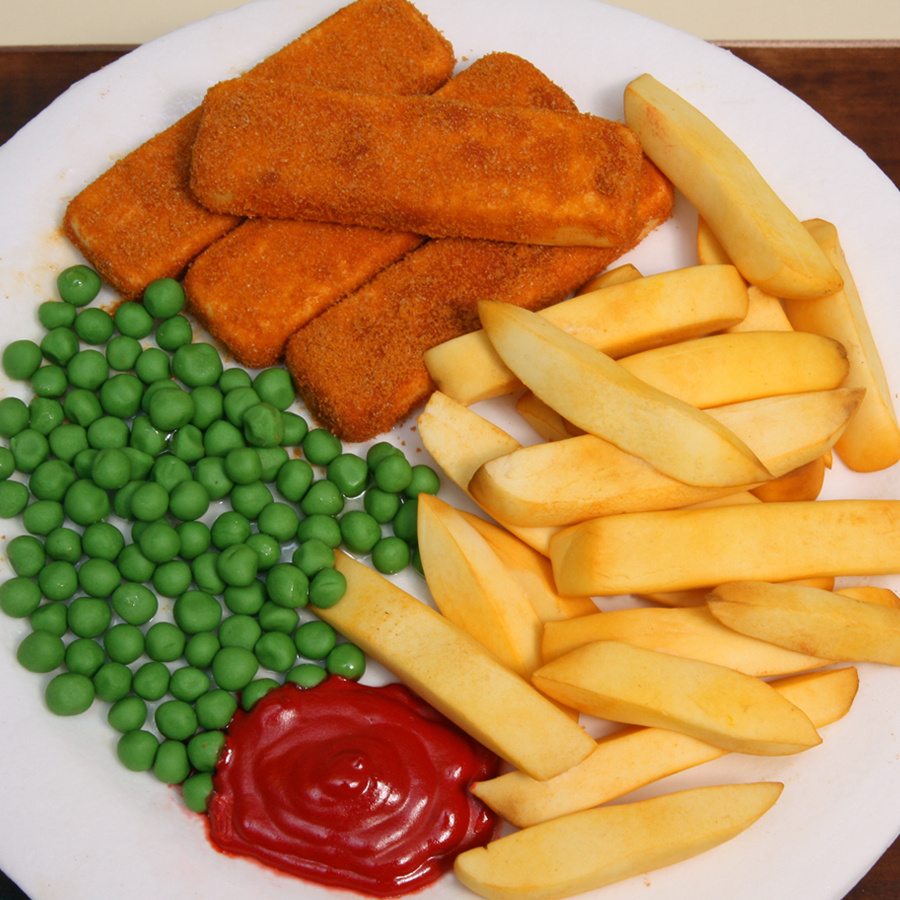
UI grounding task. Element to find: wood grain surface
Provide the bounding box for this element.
[0,39,899,900]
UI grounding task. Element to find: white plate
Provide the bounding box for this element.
[2,1,900,899]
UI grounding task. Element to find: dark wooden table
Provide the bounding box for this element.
[1,40,900,900]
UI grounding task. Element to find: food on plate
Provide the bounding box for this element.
[476,300,771,488]
[454,782,784,900]
[190,82,646,247]
[424,263,748,406]
[472,668,857,828]
[207,677,501,896]
[469,388,861,525]
[61,0,455,299]
[182,51,586,369]
[624,73,843,300]
[782,219,900,471]
[708,580,900,665]
[316,554,597,781]
[532,640,822,755]
[540,605,832,675]
[550,500,900,596]
[417,494,544,678]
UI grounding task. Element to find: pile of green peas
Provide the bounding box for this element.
[0,264,441,813]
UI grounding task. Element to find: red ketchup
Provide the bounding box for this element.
[207,676,501,896]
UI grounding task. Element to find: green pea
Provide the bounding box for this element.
[27,396,63,436]
[175,520,211,560]
[0,576,42,618]
[17,629,65,672]
[291,539,335,577]
[117,729,159,771]
[371,535,412,574]
[168,482,209,525]
[90,447,132,490]
[325,642,366,680]
[245,532,281,571]
[57,264,101,306]
[230,481,273,519]
[152,560,192,598]
[374,453,413,493]
[111,582,158,626]
[193,456,233,501]
[87,416,130,451]
[37,559,78,601]
[258,601,299,635]
[148,385,195,432]
[43,526,82,563]
[62,388,102,427]
[92,661,133,703]
[293,619,336,660]
[63,478,110,526]
[77,557,121,598]
[23,495,63,534]
[224,446,262,485]
[154,314,193,351]
[134,346,171,383]
[45,671,95,715]
[0,447,13,480]
[108,696,148,733]
[115,543,156,584]
[280,411,309,446]
[103,623,145,664]
[184,632,221,670]
[192,552,227,595]
[361,486,400,524]
[308,566,347,609]
[195,688,237,730]
[211,510,251,550]
[0,480,30,518]
[10,428,50,473]
[223,386,260,426]
[64,635,106,675]
[257,501,299,542]
[66,348,109,390]
[275,458,313,502]
[191,384,224,430]
[38,299,77,329]
[132,660,171,701]
[299,479,344,517]
[241,677,279,711]
[129,481,169,523]
[169,666,211,703]
[3,339,43,380]
[7,534,46,576]
[296,513,341,549]
[47,422,87,463]
[285,662,327,689]
[218,613,261,651]
[256,445,289,483]
[182,772,215,813]
[243,402,284,448]
[129,415,168,457]
[186,730,226,773]
[264,562,309,609]
[252,367,294,410]
[173,589,223,634]
[366,441,402,471]
[340,509,382,554]
[222,579,266,616]
[150,454,192,492]
[105,334,142,371]
[27,460,74,503]
[74,450,100,483]
[212,645,259,691]
[67,596,112,638]
[392,497,419,544]
[327,453,369,497]
[81,521,125,561]
[99,372,144,418]
[0,397,30,438]
[168,424,205,464]
[73,307,114,344]
[254,631,297,672]
[203,419,245,457]
[219,367,253,393]
[114,301,154,339]
[145,621,186,662]
[303,427,342,466]
[30,601,68,636]
[155,699,198,741]
[143,277,185,318]
[30,365,68,399]
[172,341,222,387]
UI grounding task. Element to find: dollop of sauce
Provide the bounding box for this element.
[207,676,501,896]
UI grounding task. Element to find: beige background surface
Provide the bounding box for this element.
[2,0,900,45]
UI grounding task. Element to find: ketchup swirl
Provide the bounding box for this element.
[207,676,501,896]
